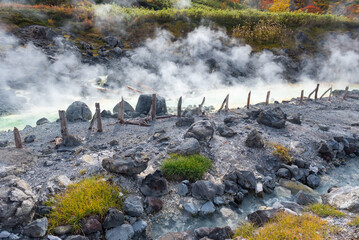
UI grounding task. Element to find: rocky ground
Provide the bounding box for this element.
[1,90,359,239]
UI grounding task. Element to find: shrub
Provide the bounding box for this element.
[46,176,124,233]
[161,154,212,182]
[234,212,333,240]
[271,143,293,163]
[308,203,345,217]
[269,0,290,12]
[349,216,359,227]
[232,20,293,45]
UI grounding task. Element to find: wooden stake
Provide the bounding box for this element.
[95,103,103,132]
[247,91,251,109]
[58,110,69,137]
[320,87,332,100]
[225,94,229,112]
[314,84,320,101]
[218,94,229,113]
[14,127,22,149]
[197,97,205,115]
[266,91,270,105]
[329,88,332,101]
[118,97,124,123]
[150,94,156,121]
[343,86,349,100]
[177,96,182,118]
[89,112,97,130]
[300,90,304,104]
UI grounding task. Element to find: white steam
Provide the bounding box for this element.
[174,0,191,9]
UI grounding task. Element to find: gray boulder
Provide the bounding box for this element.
[0,140,8,147]
[23,217,48,238]
[306,174,320,189]
[62,135,81,147]
[257,107,286,129]
[65,235,89,240]
[191,180,221,201]
[208,226,233,240]
[216,124,236,137]
[123,196,143,217]
[105,224,134,240]
[184,202,199,216]
[248,208,280,227]
[36,117,49,125]
[176,117,195,127]
[167,138,200,155]
[66,101,92,122]
[199,201,216,216]
[113,101,135,114]
[132,220,147,237]
[295,190,321,206]
[322,186,359,212]
[102,154,149,176]
[103,208,124,229]
[245,129,264,148]
[24,135,36,143]
[237,171,257,190]
[184,120,215,143]
[135,94,167,115]
[140,170,168,197]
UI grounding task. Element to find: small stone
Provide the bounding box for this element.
[132,220,147,236]
[23,217,48,238]
[48,236,62,240]
[306,174,320,189]
[0,140,8,147]
[178,183,189,196]
[318,124,329,131]
[105,224,134,240]
[213,196,225,206]
[184,202,199,216]
[103,208,124,229]
[24,135,36,143]
[0,231,11,238]
[123,195,143,217]
[255,182,264,198]
[65,235,89,240]
[53,225,72,235]
[217,124,236,137]
[274,186,292,198]
[140,170,168,197]
[145,196,163,214]
[82,216,102,235]
[199,201,216,216]
[245,129,264,148]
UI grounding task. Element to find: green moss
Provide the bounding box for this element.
[308,203,345,217]
[46,176,124,233]
[161,154,212,182]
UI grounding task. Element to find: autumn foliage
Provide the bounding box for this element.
[301,4,323,13]
[269,0,290,12]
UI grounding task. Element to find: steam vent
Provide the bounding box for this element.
[0,0,359,239]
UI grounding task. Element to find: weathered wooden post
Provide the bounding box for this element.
[343,86,349,100]
[95,103,103,132]
[58,110,69,137]
[329,88,332,101]
[197,97,205,115]
[177,96,182,118]
[247,91,251,109]
[320,87,332,100]
[300,90,304,104]
[150,94,156,121]
[118,97,124,123]
[218,94,229,113]
[266,91,270,105]
[314,84,320,101]
[89,112,97,130]
[14,127,22,149]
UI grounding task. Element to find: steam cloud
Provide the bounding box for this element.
[0,23,358,119]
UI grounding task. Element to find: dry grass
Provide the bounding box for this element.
[234,212,333,240]
[349,216,359,227]
[308,203,345,217]
[271,143,293,164]
[46,176,124,233]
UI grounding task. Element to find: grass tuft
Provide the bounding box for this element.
[271,143,293,164]
[308,203,345,217]
[235,212,334,240]
[235,222,255,239]
[349,216,359,227]
[161,154,212,182]
[46,176,124,233]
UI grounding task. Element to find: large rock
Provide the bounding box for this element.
[279,178,314,194]
[237,171,257,190]
[256,107,286,129]
[102,154,149,176]
[23,217,48,238]
[247,209,280,227]
[167,138,200,155]
[184,202,199,216]
[0,176,36,228]
[323,186,359,212]
[66,101,92,122]
[208,226,233,240]
[36,117,49,125]
[191,180,221,201]
[140,170,168,197]
[105,224,134,240]
[245,129,264,148]
[113,101,135,114]
[123,196,143,217]
[306,174,320,189]
[184,120,215,143]
[295,190,321,206]
[135,94,167,115]
[199,201,216,216]
[145,197,163,214]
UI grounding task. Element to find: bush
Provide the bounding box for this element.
[46,176,124,233]
[308,203,345,217]
[161,154,212,181]
[349,216,359,227]
[271,143,293,163]
[234,212,333,240]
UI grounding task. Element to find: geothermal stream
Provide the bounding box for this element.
[0,81,356,131]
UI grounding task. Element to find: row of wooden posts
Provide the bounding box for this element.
[12,85,349,148]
